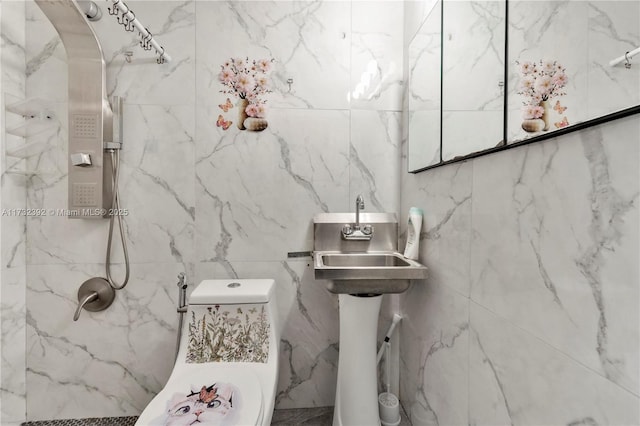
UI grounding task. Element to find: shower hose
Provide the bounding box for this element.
[105,148,130,290]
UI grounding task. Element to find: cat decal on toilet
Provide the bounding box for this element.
[151,382,240,425]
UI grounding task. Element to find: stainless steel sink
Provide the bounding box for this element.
[313,211,428,294]
[314,251,428,294]
[320,252,411,267]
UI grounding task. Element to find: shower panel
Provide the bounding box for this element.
[34,0,114,218]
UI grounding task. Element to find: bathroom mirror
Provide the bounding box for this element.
[507,0,640,144]
[407,0,640,172]
[407,1,442,171]
[441,0,506,161]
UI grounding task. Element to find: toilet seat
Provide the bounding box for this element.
[136,366,263,426]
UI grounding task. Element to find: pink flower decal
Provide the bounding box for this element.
[245,102,267,118]
[218,56,274,124]
[516,59,567,102]
[522,105,544,120]
[218,57,274,101]
[516,59,568,124]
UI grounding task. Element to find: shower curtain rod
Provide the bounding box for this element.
[108,0,171,64]
[609,46,640,67]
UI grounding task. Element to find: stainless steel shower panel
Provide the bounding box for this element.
[34,0,113,218]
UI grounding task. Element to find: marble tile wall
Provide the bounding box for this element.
[401,5,638,424]
[400,110,639,424]
[14,0,403,421]
[1,0,27,424]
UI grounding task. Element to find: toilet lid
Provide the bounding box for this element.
[137,366,263,426]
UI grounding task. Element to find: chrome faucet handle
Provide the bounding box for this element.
[362,224,373,235]
[342,224,354,236]
[355,195,365,230]
[73,291,99,321]
[73,277,116,322]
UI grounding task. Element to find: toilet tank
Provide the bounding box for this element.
[183,279,279,365]
[189,279,275,305]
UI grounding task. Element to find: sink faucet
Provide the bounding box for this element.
[355,194,364,229]
[342,194,373,240]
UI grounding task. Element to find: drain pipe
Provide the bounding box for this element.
[175,272,188,361]
[377,313,402,426]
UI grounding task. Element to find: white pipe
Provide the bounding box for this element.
[110,0,171,63]
[609,46,640,67]
[384,341,391,394]
[377,313,402,364]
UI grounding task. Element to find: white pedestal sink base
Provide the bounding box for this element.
[333,294,383,426]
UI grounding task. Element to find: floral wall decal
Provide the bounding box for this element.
[186,304,270,364]
[516,59,569,133]
[217,57,274,132]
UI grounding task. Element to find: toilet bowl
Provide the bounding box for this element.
[136,279,279,426]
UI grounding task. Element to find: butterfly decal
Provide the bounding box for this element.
[553,100,567,114]
[218,98,233,112]
[554,116,569,129]
[216,114,232,130]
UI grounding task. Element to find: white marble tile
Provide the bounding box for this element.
[195,1,351,110]
[25,262,183,421]
[350,2,403,110]
[399,279,469,426]
[1,0,26,99]
[350,110,401,213]
[404,0,439,46]
[114,104,195,264]
[407,110,440,171]
[401,160,473,297]
[194,260,340,409]
[195,107,349,263]
[470,303,639,425]
[1,267,26,425]
[1,172,26,269]
[471,115,640,395]
[25,2,68,102]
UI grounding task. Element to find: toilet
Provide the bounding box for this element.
[136,279,279,426]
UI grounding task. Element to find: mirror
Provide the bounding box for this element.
[408,0,640,172]
[441,0,506,161]
[507,0,640,143]
[408,1,442,171]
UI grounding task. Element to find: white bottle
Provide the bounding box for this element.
[403,207,423,260]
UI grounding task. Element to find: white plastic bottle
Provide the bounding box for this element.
[403,207,423,260]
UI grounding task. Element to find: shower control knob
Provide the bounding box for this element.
[71,153,92,167]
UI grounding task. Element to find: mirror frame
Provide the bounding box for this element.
[409,0,640,174]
